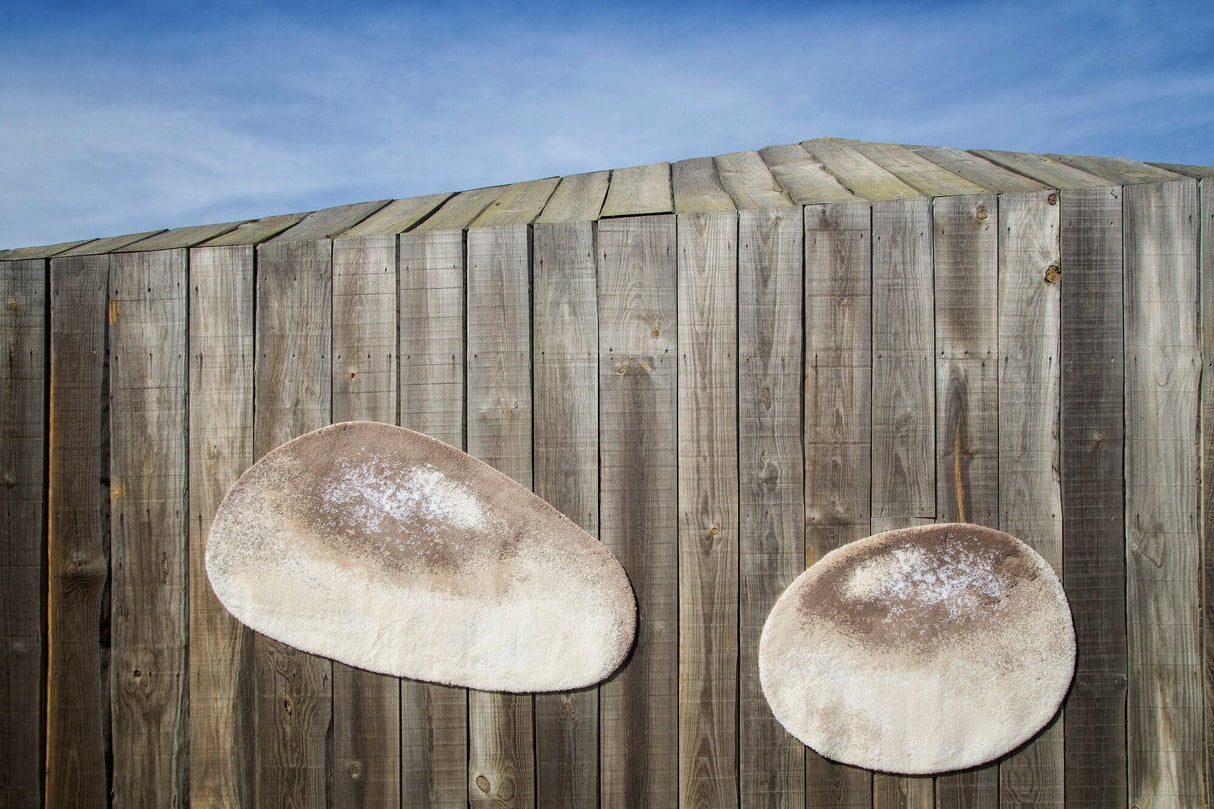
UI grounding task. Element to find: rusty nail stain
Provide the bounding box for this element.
[652,328,660,338]
[1045,264,1061,284]
[476,775,491,793]
[1048,193,1058,205]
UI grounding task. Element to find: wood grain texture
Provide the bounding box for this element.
[0,238,94,260]
[677,211,738,809]
[1058,186,1127,809]
[758,144,858,205]
[1125,180,1203,808]
[536,172,611,224]
[46,255,110,807]
[533,221,599,809]
[1,259,46,808]
[803,202,873,809]
[398,228,468,809]
[108,249,189,807]
[1046,154,1182,186]
[598,216,678,809]
[1203,178,1214,809]
[905,145,1047,193]
[715,151,794,210]
[802,139,921,201]
[600,164,673,217]
[932,195,999,809]
[996,190,1063,809]
[187,245,255,808]
[58,231,165,256]
[472,179,560,228]
[114,222,241,252]
[672,158,735,214]
[413,187,507,233]
[971,150,1108,191]
[253,239,334,809]
[200,214,305,247]
[737,209,804,809]
[331,234,401,809]
[340,193,453,237]
[846,141,986,197]
[870,195,935,809]
[269,200,390,243]
[466,225,535,809]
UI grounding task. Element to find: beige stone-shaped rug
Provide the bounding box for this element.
[206,421,636,692]
[759,523,1075,775]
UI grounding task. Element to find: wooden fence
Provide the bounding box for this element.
[1,139,1211,808]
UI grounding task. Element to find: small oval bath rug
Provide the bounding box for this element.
[206,421,636,693]
[759,523,1075,775]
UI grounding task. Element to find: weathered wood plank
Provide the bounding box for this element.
[471,179,560,228]
[600,163,673,217]
[200,213,305,247]
[759,144,858,205]
[1149,163,1214,180]
[1058,186,1127,808]
[413,187,508,233]
[738,208,804,809]
[58,230,165,256]
[598,215,678,809]
[536,172,611,224]
[932,195,999,809]
[340,193,453,237]
[1202,177,1214,809]
[533,221,599,809]
[803,202,873,809]
[115,222,241,252]
[398,228,468,809]
[677,211,738,809]
[716,151,794,210]
[996,190,1063,809]
[1046,154,1183,186]
[1,258,46,808]
[971,150,1108,190]
[46,254,110,807]
[848,141,987,197]
[1125,179,1203,808]
[331,234,401,809]
[870,196,934,809]
[0,238,94,260]
[253,238,333,808]
[906,145,1047,193]
[672,158,735,214]
[803,138,921,201]
[108,249,189,807]
[466,225,535,809]
[269,200,390,243]
[188,244,255,808]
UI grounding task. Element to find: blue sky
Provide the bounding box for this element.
[2,0,1212,249]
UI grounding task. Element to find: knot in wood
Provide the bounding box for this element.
[475,775,491,793]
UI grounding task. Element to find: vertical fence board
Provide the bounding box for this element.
[46,255,110,807]
[108,249,188,807]
[253,239,334,808]
[1126,179,1203,808]
[1202,176,1214,809]
[997,190,1063,809]
[331,234,402,809]
[870,197,934,809]
[533,221,600,809]
[677,211,739,809]
[598,216,679,809]
[188,245,255,807]
[802,201,873,809]
[1,259,46,808]
[1060,186,1127,808]
[466,225,536,809]
[932,195,999,809]
[739,208,804,809]
[398,229,469,808]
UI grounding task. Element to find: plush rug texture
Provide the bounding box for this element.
[206,421,636,692]
[759,523,1075,774]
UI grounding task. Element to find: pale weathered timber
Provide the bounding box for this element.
[715,151,795,210]
[268,200,389,243]
[600,163,674,217]
[331,233,401,809]
[200,214,305,246]
[188,245,256,808]
[598,216,679,809]
[870,196,934,809]
[996,190,1063,809]
[803,202,873,809]
[846,140,987,197]
[471,178,560,228]
[672,157,735,214]
[1148,163,1214,180]
[108,249,189,807]
[535,172,611,224]
[533,221,600,809]
[802,138,921,201]
[0,259,45,808]
[1046,154,1183,186]
[1125,180,1203,808]
[339,193,453,237]
[1058,186,1127,809]
[1201,176,1214,809]
[758,144,858,205]
[253,238,333,808]
[738,208,804,809]
[115,222,241,251]
[677,211,738,809]
[398,227,468,808]
[0,238,95,260]
[906,145,1047,193]
[46,255,110,807]
[971,150,1109,191]
[466,225,535,809]
[932,194,999,809]
[58,230,165,255]
[413,187,508,233]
